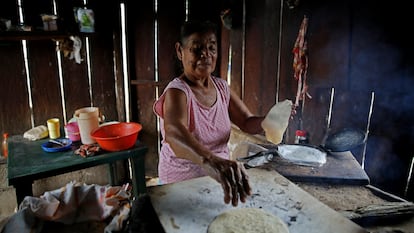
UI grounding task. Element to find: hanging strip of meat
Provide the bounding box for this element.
[292,15,311,107]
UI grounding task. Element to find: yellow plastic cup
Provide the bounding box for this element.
[47,118,60,139]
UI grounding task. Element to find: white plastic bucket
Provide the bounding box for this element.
[74,107,103,145]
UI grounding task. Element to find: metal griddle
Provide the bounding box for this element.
[148,168,367,233]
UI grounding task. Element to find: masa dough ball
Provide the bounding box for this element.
[207,208,289,233]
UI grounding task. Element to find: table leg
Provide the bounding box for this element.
[130,155,146,199]
[108,163,116,185]
[12,179,33,205]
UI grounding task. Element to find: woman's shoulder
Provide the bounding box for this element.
[166,77,187,89]
[211,76,229,90]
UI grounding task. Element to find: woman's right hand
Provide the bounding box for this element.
[201,156,252,206]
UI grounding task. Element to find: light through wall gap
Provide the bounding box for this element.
[17,0,34,127]
[120,2,130,122]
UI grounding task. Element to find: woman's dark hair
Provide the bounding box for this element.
[179,20,218,45]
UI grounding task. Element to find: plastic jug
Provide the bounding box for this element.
[261,99,293,144]
[74,107,104,145]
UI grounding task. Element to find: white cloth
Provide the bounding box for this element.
[1,182,131,233]
[69,36,83,64]
[23,125,48,141]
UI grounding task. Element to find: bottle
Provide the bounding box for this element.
[2,132,8,158]
[295,130,309,144]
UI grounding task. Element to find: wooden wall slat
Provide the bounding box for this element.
[89,34,118,122]
[228,27,244,98]
[243,0,264,114]
[244,0,281,116]
[158,0,186,85]
[60,38,91,121]
[260,0,281,113]
[27,40,63,126]
[0,42,31,135]
[187,0,223,25]
[128,0,157,177]
[219,27,230,82]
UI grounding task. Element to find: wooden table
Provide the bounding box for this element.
[7,135,148,205]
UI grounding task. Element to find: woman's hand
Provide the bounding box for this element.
[201,156,252,206]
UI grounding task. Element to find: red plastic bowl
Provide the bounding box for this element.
[90,122,142,151]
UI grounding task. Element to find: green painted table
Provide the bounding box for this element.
[7,135,148,205]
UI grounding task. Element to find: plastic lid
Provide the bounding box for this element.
[295,130,307,137]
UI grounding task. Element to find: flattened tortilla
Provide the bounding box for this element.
[207,208,289,233]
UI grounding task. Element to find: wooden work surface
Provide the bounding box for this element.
[148,168,368,233]
[263,148,370,185]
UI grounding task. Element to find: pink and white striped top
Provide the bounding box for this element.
[153,76,231,184]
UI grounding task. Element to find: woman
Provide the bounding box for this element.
[153,20,265,207]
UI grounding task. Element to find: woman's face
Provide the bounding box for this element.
[177,32,218,79]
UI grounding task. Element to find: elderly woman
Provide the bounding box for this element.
[153,20,265,206]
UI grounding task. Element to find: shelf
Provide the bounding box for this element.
[0,30,94,41]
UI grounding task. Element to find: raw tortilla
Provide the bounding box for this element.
[261,99,293,144]
[207,208,289,233]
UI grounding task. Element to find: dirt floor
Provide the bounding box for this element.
[295,182,390,211]
[295,182,414,233]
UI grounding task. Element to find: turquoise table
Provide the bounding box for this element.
[7,135,148,205]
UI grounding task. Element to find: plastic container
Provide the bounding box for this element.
[295,130,309,144]
[41,138,72,152]
[91,122,142,151]
[74,107,104,145]
[65,122,81,141]
[2,132,8,158]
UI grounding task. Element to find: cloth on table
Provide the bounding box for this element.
[1,182,131,233]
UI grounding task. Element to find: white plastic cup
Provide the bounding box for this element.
[74,107,103,145]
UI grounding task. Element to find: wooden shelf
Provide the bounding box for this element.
[0,30,94,41]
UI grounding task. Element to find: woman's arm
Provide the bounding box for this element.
[228,89,265,134]
[163,88,213,164]
[162,88,251,206]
